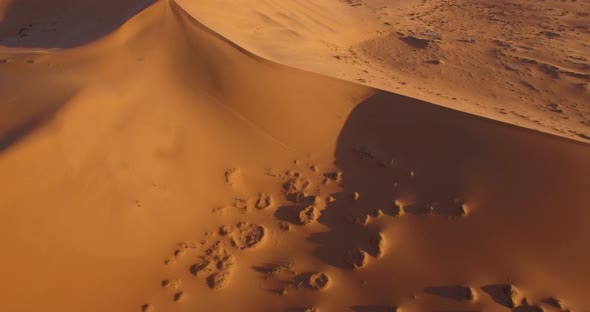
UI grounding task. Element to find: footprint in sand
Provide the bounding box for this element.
[255,192,273,209]
[161,279,181,290]
[298,205,318,225]
[224,168,240,186]
[173,291,184,302]
[369,233,384,258]
[541,297,564,310]
[225,222,265,250]
[481,284,519,308]
[323,171,342,182]
[306,272,330,290]
[513,298,543,312]
[283,176,311,202]
[294,271,330,290]
[188,241,236,290]
[207,271,232,289]
[343,248,368,269]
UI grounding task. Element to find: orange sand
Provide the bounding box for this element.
[0,1,589,311]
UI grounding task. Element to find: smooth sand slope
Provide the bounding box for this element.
[179,0,590,143]
[0,1,589,311]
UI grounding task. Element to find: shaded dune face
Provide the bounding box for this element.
[328,90,590,302]
[0,0,157,48]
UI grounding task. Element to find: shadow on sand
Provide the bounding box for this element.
[0,85,76,153]
[307,89,590,275]
[0,0,156,48]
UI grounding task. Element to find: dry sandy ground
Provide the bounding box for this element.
[182,0,590,142]
[0,0,589,312]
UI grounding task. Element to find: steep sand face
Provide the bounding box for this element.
[179,0,590,143]
[1,1,590,312]
[0,1,368,311]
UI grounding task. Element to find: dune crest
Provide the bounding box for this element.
[178,0,590,143]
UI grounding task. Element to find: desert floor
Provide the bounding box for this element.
[0,1,589,312]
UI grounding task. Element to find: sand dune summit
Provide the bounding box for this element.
[0,0,589,311]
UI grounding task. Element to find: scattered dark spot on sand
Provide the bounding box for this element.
[400,35,431,49]
[141,303,154,312]
[540,64,560,79]
[460,37,475,43]
[521,80,539,92]
[503,62,520,72]
[539,31,561,38]
[548,103,564,113]
[173,249,185,258]
[173,291,183,302]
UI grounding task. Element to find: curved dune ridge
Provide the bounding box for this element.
[0,1,589,311]
[178,0,590,143]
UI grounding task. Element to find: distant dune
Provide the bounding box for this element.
[0,1,589,311]
[180,0,590,143]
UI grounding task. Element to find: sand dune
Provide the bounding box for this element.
[179,0,590,143]
[1,0,589,311]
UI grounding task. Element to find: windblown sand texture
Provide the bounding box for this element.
[0,0,589,311]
